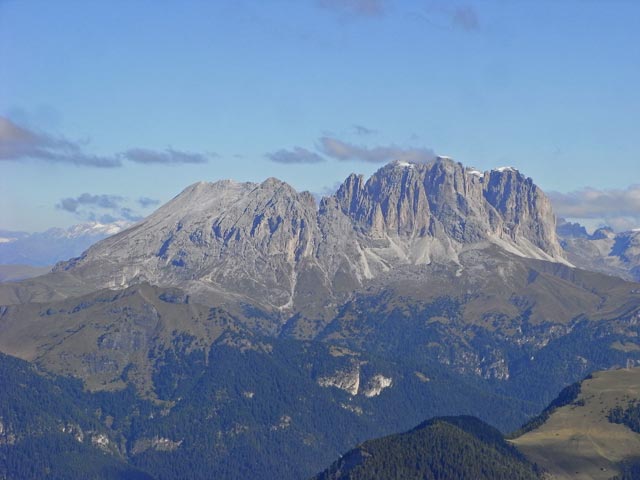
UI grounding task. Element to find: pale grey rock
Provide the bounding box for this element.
[333,158,565,270]
[46,158,566,327]
[317,362,393,397]
[484,167,563,259]
[131,436,182,455]
[317,363,361,396]
[559,222,640,282]
[54,179,323,313]
[361,374,393,397]
[91,433,110,451]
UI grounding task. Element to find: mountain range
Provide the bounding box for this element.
[4,159,565,318]
[558,219,640,282]
[0,221,130,268]
[1,157,640,479]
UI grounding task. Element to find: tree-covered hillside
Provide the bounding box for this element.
[312,416,541,480]
[0,353,152,479]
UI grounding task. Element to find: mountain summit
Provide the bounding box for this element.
[50,158,565,318]
[332,158,562,260]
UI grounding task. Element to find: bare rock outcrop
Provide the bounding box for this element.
[50,158,566,322]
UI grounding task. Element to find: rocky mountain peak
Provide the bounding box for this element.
[332,158,563,260]
[48,159,567,320]
[483,167,563,258]
[335,159,433,237]
[557,221,640,282]
[591,226,616,240]
[556,219,589,239]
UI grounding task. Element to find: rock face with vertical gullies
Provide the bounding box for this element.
[46,158,565,319]
[333,159,563,268]
[53,178,323,315]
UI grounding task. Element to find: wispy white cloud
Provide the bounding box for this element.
[317,0,385,17]
[0,116,121,168]
[137,197,161,208]
[451,5,479,31]
[412,3,480,32]
[311,181,343,205]
[266,147,326,164]
[56,193,147,223]
[353,124,377,135]
[318,136,436,163]
[549,185,640,232]
[121,147,212,165]
[58,193,124,213]
[0,116,214,168]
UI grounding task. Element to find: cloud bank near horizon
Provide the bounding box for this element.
[549,185,640,232]
[56,193,161,224]
[0,116,214,168]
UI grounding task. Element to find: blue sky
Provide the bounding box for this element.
[1,0,639,232]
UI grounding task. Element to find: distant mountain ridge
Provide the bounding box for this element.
[557,219,640,282]
[0,221,130,267]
